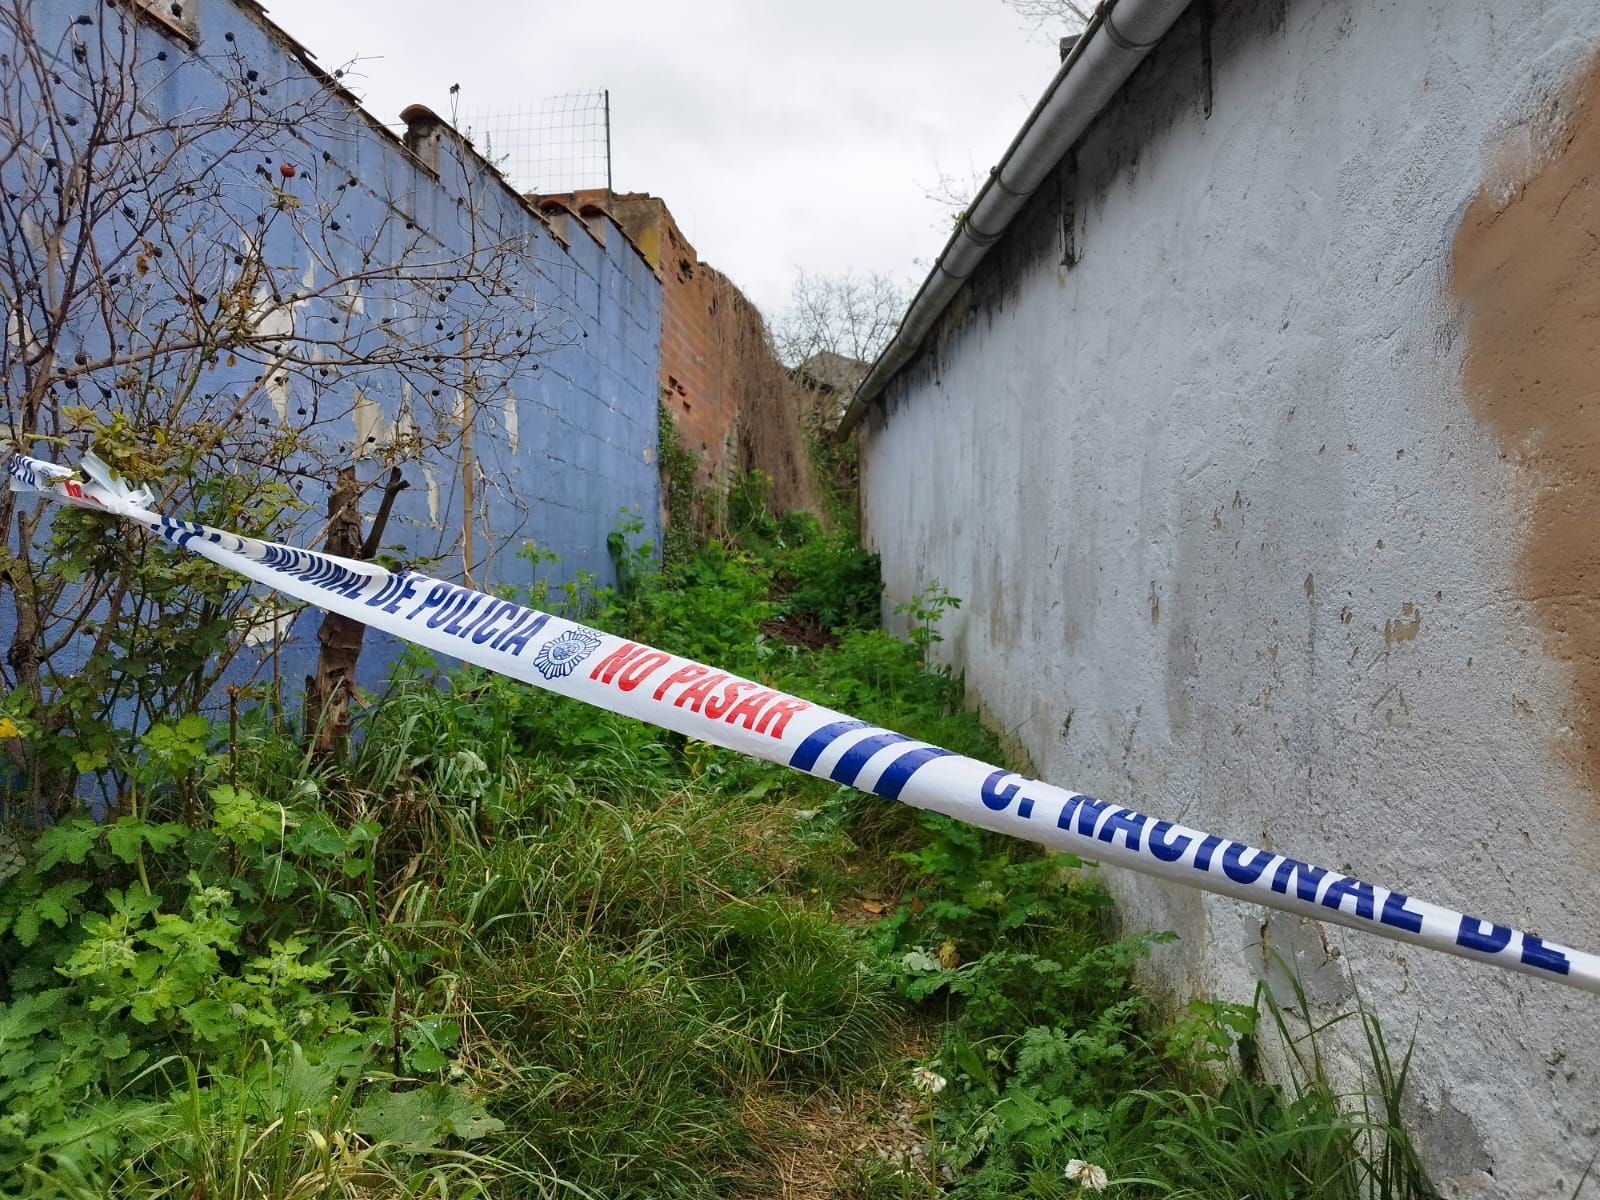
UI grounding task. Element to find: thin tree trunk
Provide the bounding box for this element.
[305,466,406,758]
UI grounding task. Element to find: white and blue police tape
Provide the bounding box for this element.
[9,447,1599,996]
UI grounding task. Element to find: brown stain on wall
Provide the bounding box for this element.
[1383,602,1422,650]
[1451,54,1600,784]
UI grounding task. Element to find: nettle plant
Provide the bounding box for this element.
[0,1,566,812]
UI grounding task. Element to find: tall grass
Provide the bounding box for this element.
[327,663,901,1197]
[0,514,1448,1198]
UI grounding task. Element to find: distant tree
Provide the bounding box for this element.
[0,1,561,811]
[769,271,907,435]
[771,271,907,371]
[919,5,1090,231]
[1001,0,1093,37]
[919,158,990,232]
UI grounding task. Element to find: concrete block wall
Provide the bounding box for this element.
[5,0,663,697]
[859,1,1600,1194]
[585,192,740,486]
[566,190,816,516]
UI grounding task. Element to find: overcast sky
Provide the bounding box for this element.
[261,0,1062,320]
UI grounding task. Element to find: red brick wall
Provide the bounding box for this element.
[659,230,731,481]
[554,190,815,515]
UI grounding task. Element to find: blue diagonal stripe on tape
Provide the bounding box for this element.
[829,731,915,786]
[872,746,955,800]
[788,719,869,772]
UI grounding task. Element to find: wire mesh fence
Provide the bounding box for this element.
[459,90,611,195]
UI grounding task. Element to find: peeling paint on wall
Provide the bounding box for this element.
[351,390,383,460]
[251,286,294,421]
[501,386,519,452]
[241,597,296,647]
[1452,52,1600,788]
[423,466,440,528]
[1384,601,1422,649]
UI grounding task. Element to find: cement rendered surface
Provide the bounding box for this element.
[860,1,1600,1194]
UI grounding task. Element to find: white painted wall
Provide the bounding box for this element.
[860,2,1600,1193]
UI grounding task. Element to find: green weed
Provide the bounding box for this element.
[0,496,1448,1199]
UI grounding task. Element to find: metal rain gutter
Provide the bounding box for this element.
[837,0,1195,438]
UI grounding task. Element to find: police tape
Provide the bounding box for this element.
[8,447,1599,996]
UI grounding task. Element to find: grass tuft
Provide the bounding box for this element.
[0,498,1458,1198]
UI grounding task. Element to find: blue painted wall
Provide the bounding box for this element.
[3,0,662,698]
